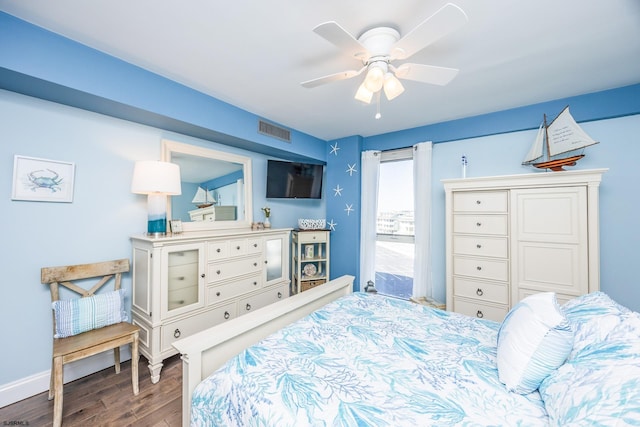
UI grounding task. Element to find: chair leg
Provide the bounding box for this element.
[131,334,139,395]
[52,356,63,427]
[114,347,121,374]
[48,358,55,401]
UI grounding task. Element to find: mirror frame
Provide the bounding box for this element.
[162,139,253,231]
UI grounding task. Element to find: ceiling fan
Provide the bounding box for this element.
[301,3,468,106]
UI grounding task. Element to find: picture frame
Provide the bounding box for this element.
[170,219,183,234]
[11,155,76,203]
[305,245,314,259]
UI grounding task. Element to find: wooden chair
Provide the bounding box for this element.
[41,259,140,427]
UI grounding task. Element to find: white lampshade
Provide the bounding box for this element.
[131,161,181,195]
[363,65,385,93]
[383,73,405,101]
[354,82,374,104]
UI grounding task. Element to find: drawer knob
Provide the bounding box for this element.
[476,200,481,205]
[245,303,252,311]
[476,244,482,249]
[216,270,221,275]
[216,291,221,297]
[264,260,268,265]
[476,266,482,271]
[173,329,181,338]
[476,288,484,296]
[236,246,241,250]
[216,248,221,253]
[176,276,185,281]
[253,281,258,286]
[277,292,282,299]
[201,273,205,278]
[476,310,484,319]
[476,222,482,227]
[224,311,230,319]
[253,262,258,267]
[253,243,258,248]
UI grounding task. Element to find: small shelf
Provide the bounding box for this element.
[291,230,330,294]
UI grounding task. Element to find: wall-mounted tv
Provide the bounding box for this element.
[266,160,324,199]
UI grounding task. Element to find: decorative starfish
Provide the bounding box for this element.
[328,219,337,231]
[330,142,340,156]
[333,184,343,196]
[344,203,354,215]
[346,163,357,176]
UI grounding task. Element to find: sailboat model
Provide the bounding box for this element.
[191,187,215,208]
[522,106,598,171]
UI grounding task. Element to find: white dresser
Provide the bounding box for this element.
[131,228,291,382]
[443,169,606,322]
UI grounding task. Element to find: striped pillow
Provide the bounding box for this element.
[497,292,574,394]
[52,289,128,338]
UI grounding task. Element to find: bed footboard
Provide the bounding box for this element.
[172,274,354,426]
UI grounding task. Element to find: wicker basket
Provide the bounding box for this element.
[301,279,326,292]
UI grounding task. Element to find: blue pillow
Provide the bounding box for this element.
[497,292,574,394]
[52,289,128,338]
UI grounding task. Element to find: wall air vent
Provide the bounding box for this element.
[258,120,291,143]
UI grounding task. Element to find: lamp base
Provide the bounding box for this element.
[146,193,168,237]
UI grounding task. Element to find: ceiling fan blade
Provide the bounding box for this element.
[301,67,365,88]
[313,21,369,59]
[391,3,468,60]
[394,63,459,86]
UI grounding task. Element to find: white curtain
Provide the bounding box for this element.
[359,150,381,291]
[412,142,433,298]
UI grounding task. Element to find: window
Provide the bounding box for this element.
[374,148,414,299]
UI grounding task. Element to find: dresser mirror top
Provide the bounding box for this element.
[162,139,253,232]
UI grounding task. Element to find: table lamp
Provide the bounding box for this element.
[131,160,181,236]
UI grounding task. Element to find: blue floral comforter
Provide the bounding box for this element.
[191,293,549,426]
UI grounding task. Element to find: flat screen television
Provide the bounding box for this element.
[266,160,324,199]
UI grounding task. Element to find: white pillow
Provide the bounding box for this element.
[497,292,573,394]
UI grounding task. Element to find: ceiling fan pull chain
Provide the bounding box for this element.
[375,92,382,119]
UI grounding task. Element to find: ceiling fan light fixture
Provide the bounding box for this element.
[383,73,405,100]
[354,82,373,104]
[363,64,385,93]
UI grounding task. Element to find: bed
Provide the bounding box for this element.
[173,275,640,426]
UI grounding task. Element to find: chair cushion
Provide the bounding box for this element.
[497,292,574,394]
[52,289,128,338]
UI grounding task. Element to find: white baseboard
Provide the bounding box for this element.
[0,348,131,408]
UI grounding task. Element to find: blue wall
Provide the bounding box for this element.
[1,9,640,406]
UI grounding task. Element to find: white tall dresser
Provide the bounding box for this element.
[443,169,606,322]
[131,228,291,382]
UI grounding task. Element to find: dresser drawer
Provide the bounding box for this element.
[297,231,327,244]
[454,277,509,304]
[237,284,288,316]
[453,235,508,258]
[167,249,198,266]
[454,256,509,282]
[167,264,199,290]
[161,302,236,352]
[167,284,198,311]
[247,237,263,254]
[453,298,508,322]
[453,191,508,213]
[207,241,229,261]
[453,215,508,235]
[208,256,262,283]
[207,274,262,304]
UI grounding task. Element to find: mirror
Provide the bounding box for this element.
[162,140,253,231]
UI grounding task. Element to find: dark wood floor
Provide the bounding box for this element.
[0,355,182,426]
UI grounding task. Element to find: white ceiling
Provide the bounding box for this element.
[1,0,639,141]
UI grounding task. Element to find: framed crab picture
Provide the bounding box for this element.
[12,155,76,203]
